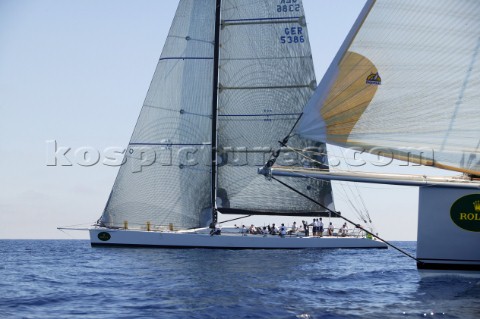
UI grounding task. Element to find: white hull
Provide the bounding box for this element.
[89,228,387,249]
[417,186,480,272]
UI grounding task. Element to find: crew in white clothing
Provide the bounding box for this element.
[328,222,334,236]
[288,222,298,235]
[318,218,324,237]
[272,224,279,235]
[310,219,317,236]
[279,223,287,238]
[262,226,268,237]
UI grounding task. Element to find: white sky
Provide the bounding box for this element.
[0,0,454,240]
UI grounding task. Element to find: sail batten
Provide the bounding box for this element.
[298,0,480,175]
[223,20,301,26]
[159,57,214,60]
[220,84,311,90]
[224,16,302,23]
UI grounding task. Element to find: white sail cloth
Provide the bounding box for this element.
[217,0,335,213]
[101,0,215,229]
[101,0,336,230]
[298,0,480,175]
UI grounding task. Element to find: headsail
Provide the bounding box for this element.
[216,0,335,214]
[298,0,480,175]
[100,0,216,229]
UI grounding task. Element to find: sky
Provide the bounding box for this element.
[0,0,455,240]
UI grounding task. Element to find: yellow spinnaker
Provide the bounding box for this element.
[321,51,379,145]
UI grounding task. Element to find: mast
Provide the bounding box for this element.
[211,0,222,224]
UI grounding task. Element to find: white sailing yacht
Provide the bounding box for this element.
[89,0,386,250]
[265,0,480,271]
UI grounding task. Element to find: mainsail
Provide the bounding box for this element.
[100,0,335,230]
[216,0,334,215]
[298,0,480,175]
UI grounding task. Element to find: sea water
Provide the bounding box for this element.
[0,240,479,319]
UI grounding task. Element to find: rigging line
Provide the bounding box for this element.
[335,180,366,223]
[58,222,92,228]
[338,181,366,222]
[332,146,370,225]
[263,113,304,170]
[441,35,480,151]
[334,147,365,218]
[282,143,328,167]
[58,228,75,239]
[339,147,373,223]
[286,113,303,141]
[268,175,421,263]
[282,142,380,175]
[218,215,253,225]
[467,139,480,169]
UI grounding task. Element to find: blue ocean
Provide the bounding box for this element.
[1,240,479,319]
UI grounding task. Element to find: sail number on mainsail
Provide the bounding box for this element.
[280,27,305,44]
[277,0,301,13]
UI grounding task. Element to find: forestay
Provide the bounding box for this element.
[298,0,480,175]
